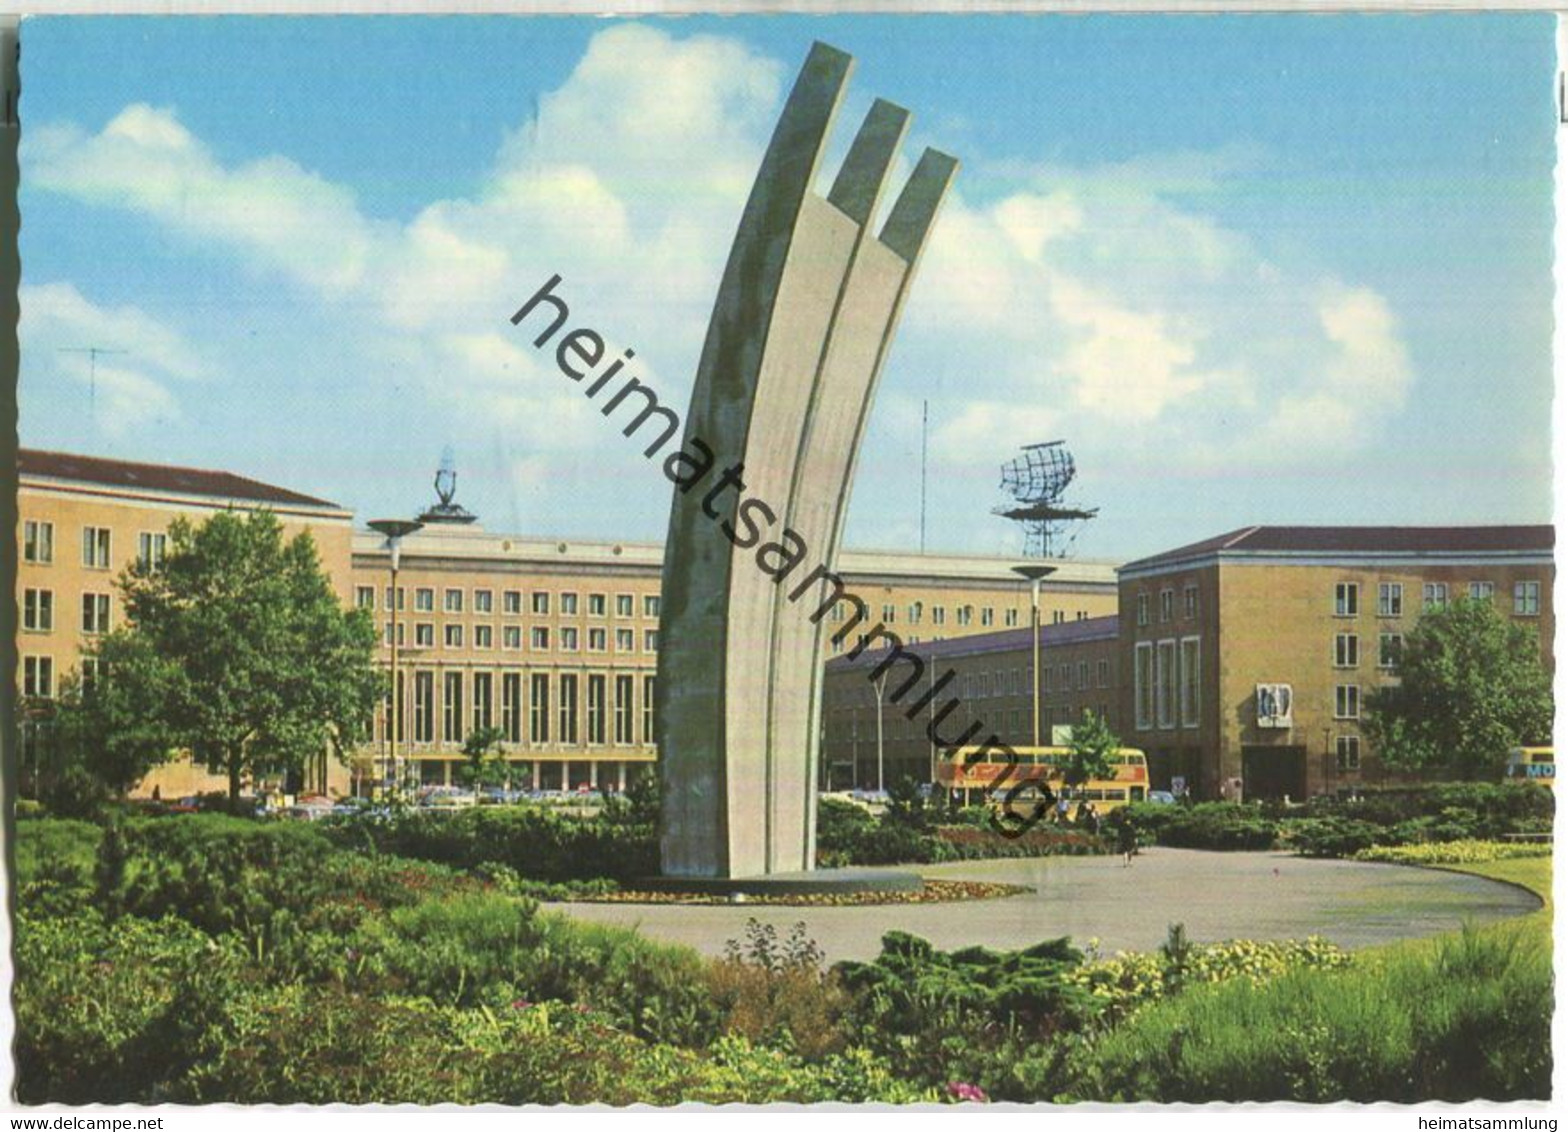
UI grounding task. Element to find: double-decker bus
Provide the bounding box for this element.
[1505,746,1554,791]
[936,746,1150,813]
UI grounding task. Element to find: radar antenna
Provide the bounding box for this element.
[994,440,1097,558]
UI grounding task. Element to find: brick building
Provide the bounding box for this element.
[1119,526,1556,800]
[820,616,1120,790]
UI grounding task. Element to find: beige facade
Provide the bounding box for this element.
[17,450,1118,800]
[17,450,357,799]
[353,527,1119,791]
[1120,527,1556,800]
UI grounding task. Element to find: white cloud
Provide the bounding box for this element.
[20,281,203,435]
[28,104,377,294]
[898,162,1414,481]
[1319,284,1412,398]
[25,24,1414,497]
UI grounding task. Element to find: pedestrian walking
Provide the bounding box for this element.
[1116,815,1138,866]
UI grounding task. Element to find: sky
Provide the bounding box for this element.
[17,14,1557,562]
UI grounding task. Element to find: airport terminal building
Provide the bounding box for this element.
[15,449,1118,797]
[15,448,1554,801]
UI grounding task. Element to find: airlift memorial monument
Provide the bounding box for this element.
[654,42,958,883]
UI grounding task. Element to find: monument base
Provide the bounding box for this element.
[637,868,923,897]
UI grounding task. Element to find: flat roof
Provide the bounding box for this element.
[826,614,1119,674]
[20,448,344,511]
[352,524,1120,586]
[1121,524,1556,575]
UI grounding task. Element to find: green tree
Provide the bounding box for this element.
[39,635,183,811]
[86,509,382,801]
[458,725,508,795]
[1062,709,1118,794]
[1364,597,1553,780]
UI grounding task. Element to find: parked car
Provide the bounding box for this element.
[479,787,528,805]
[285,797,336,821]
[1147,790,1177,805]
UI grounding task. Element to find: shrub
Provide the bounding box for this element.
[175,989,925,1105]
[834,931,1099,1097]
[1294,783,1552,852]
[706,919,849,1059]
[13,908,252,1104]
[336,889,719,1046]
[521,912,723,1046]
[1058,923,1551,1102]
[96,813,472,969]
[323,804,657,882]
[1354,839,1554,865]
[1124,803,1279,851]
[1064,930,1352,1026]
[339,891,543,1007]
[471,861,619,901]
[816,796,1108,866]
[1285,817,1390,858]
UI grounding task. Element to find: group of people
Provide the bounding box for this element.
[1038,789,1139,865]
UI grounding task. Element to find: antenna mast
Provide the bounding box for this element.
[919,399,928,554]
[57,346,127,420]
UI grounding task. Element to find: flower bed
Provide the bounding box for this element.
[1064,935,1353,1025]
[1354,839,1552,865]
[571,879,1031,907]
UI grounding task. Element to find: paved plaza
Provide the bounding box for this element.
[552,849,1542,963]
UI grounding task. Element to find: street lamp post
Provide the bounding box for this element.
[1323,726,1334,799]
[368,518,424,800]
[872,669,889,794]
[1012,563,1059,749]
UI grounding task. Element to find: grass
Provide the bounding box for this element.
[1356,854,1551,970]
[1058,853,1553,1103]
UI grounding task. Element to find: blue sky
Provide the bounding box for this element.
[19,14,1556,560]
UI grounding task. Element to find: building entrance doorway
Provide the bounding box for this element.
[1242,745,1306,802]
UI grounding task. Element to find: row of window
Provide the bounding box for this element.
[22,589,111,634]
[1333,632,1403,669]
[1133,637,1202,731]
[382,621,657,654]
[383,670,656,748]
[21,654,105,699]
[1336,580,1541,618]
[22,522,166,571]
[1134,585,1200,628]
[359,586,660,620]
[834,601,1093,628]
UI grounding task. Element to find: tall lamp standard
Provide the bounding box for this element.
[368,518,424,799]
[1012,563,1059,748]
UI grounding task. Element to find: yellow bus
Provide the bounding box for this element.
[1505,747,1554,791]
[936,746,1150,814]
